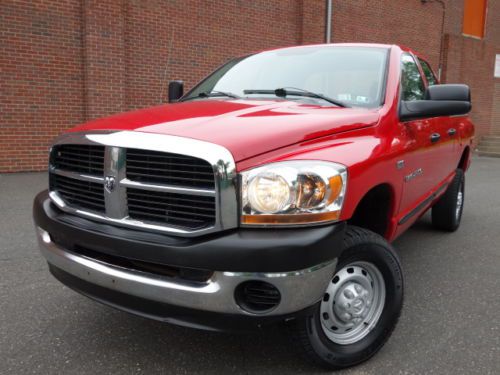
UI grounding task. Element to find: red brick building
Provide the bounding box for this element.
[1,0,499,172]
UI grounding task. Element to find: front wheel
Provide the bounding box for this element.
[290,226,404,370]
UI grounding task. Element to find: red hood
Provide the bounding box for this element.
[71,99,380,161]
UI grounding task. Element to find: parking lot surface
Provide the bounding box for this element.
[1,156,499,374]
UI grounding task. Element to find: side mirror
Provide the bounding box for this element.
[168,80,184,103]
[400,84,471,121]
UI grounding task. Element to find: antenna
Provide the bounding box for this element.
[160,29,175,104]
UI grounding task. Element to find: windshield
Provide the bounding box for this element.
[184,46,389,108]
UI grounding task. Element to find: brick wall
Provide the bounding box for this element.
[332,0,443,69]
[492,81,500,135]
[485,0,500,136]
[0,0,85,172]
[331,0,500,143]
[1,0,499,172]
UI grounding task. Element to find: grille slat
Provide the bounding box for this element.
[125,158,213,169]
[50,144,217,232]
[127,210,207,224]
[128,204,215,219]
[126,148,215,189]
[52,145,105,175]
[51,176,103,192]
[126,151,204,161]
[50,174,105,212]
[125,190,215,206]
[127,188,216,229]
[58,156,103,166]
[56,188,105,204]
[53,185,104,201]
[126,171,214,184]
[128,200,215,213]
[127,165,214,176]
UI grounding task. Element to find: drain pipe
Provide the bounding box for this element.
[325,0,332,43]
[421,0,446,80]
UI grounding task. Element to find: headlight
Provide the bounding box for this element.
[241,161,347,226]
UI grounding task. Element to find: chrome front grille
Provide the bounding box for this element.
[48,131,238,236]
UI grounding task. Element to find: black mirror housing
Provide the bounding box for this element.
[400,100,471,121]
[400,84,471,121]
[168,80,184,103]
[425,84,471,102]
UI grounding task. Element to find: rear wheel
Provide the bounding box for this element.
[432,169,464,232]
[290,226,403,370]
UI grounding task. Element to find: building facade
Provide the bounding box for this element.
[1,0,499,172]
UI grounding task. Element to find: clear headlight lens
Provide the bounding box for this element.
[241,161,347,226]
[247,173,292,213]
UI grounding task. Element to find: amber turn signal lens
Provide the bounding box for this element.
[241,211,340,225]
[327,175,343,205]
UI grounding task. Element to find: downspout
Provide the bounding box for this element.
[421,0,446,80]
[325,0,332,43]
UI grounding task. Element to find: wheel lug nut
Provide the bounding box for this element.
[343,313,351,320]
[354,285,363,293]
[344,302,351,309]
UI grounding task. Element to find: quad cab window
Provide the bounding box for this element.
[419,59,438,86]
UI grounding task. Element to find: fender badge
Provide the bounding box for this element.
[404,168,423,182]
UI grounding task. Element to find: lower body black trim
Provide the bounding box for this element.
[399,182,448,225]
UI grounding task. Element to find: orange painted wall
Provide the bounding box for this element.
[463,0,488,38]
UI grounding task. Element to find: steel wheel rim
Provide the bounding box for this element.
[320,261,386,345]
[456,186,463,221]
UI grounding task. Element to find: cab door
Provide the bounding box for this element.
[398,54,442,214]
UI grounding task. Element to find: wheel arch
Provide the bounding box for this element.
[458,146,471,171]
[346,183,397,239]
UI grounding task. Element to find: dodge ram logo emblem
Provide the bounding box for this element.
[104,176,116,193]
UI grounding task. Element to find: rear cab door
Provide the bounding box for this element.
[418,58,459,178]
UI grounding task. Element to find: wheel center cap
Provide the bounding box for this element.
[333,282,371,322]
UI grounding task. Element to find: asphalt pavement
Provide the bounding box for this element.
[1,156,499,374]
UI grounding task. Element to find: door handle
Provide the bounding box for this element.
[448,128,457,136]
[430,133,441,143]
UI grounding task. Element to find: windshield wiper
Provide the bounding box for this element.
[243,87,349,107]
[183,90,241,101]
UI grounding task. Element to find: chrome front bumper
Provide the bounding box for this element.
[36,227,337,316]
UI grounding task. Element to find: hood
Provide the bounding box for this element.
[71,99,380,162]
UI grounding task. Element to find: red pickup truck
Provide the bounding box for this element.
[34,43,474,369]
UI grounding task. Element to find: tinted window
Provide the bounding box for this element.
[419,59,437,86]
[185,46,389,108]
[401,54,425,101]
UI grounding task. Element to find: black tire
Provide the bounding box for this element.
[290,226,404,370]
[432,169,464,232]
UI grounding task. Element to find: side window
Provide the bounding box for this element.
[401,54,425,101]
[419,59,438,86]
